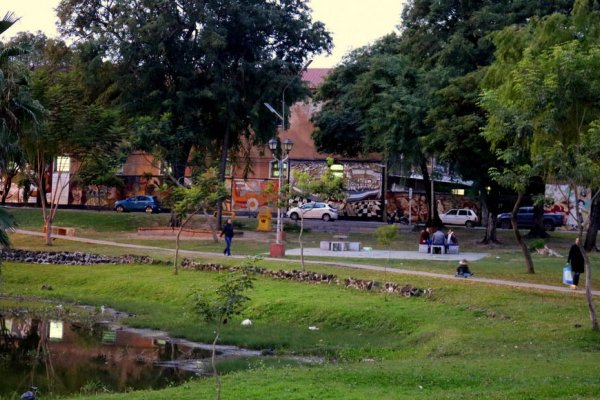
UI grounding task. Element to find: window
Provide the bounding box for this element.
[459,210,469,216]
[330,163,344,178]
[446,210,458,216]
[55,156,70,172]
[270,160,289,178]
[452,188,465,195]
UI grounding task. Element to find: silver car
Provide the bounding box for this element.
[286,202,338,221]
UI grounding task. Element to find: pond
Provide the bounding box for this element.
[0,313,262,398]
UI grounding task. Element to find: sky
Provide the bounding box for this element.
[5,0,405,68]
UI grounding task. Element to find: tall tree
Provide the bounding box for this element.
[482,0,600,329]
[0,13,44,180]
[18,37,123,244]
[57,0,332,183]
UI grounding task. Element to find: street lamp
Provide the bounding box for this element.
[268,138,294,257]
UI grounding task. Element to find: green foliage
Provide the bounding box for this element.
[57,0,332,180]
[2,243,600,398]
[529,238,545,251]
[374,225,398,247]
[191,266,255,325]
[173,167,227,218]
[283,222,310,234]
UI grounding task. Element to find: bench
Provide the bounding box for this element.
[42,226,76,236]
[431,245,445,254]
[447,245,460,254]
[320,240,362,251]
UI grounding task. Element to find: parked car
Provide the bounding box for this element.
[440,208,479,227]
[497,206,564,231]
[114,195,161,213]
[286,202,338,221]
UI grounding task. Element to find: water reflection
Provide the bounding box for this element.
[0,314,260,397]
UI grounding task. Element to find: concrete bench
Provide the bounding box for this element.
[418,244,429,253]
[431,245,445,254]
[320,240,362,252]
[447,245,460,254]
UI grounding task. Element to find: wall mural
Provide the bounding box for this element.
[386,192,480,224]
[289,161,383,219]
[229,178,278,213]
[545,184,591,229]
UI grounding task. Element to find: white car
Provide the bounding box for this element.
[440,208,478,227]
[286,202,338,221]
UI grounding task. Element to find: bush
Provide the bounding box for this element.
[283,222,311,234]
[529,238,545,252]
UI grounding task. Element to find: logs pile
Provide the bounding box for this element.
[0,249,165,266]
[181,259,430,297]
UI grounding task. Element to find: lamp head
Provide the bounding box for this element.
[268,138,278,152]
[283,138,294,153]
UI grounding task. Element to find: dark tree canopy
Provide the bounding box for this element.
[56,0,332,180]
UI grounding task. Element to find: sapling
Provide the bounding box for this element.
[190,256,258,400]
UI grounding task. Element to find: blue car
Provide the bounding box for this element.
[114,195,161,214]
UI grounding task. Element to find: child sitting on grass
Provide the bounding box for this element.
[455,259,473,278]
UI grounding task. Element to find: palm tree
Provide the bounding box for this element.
[0,11,43,134]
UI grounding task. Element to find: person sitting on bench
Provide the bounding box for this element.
[431,228,446,253]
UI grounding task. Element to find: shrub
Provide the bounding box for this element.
[529,238,545,251]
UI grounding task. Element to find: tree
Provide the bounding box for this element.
[482,1,600,328]
[57,0,332,183]
[312,39,442,226]
[374,224,399,292]
[18,38,124,245]
[171,168,227,274]
[292,157,346,270]
[190,258,256,400]
[313,1,575,234]
[0,206,15,295]
[0,13,45,206]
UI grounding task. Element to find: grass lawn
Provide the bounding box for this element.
[2,207,599,399]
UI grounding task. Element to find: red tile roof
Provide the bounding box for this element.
[302,68,331,89]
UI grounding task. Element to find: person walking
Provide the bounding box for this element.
[220,218,234,256]
[567,237,585,289]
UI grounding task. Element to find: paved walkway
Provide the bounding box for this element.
[13,229,599,296]
[285,247,489,261]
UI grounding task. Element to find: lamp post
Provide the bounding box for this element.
[268,138,293,257]
[428,156,435,225]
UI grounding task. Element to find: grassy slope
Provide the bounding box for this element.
[2,208,599,399]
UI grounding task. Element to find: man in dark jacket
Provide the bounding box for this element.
[567,237,585,289]
[220,218,234,256]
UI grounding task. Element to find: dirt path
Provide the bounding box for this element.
[13,229,599,296]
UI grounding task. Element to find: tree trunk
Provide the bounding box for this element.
[525,204,549,239]
[44,216,53,246]
[581,249,598,331]
[211,328,222,400]
[584,189,600,252]
[173,211,198,275]
[217,123,231,229]
[479,184,501,244]
[299,215,305,271]
[511,193,535,274]
[1,174,14,205]
[419,158,442,227]
[204,210,220,243]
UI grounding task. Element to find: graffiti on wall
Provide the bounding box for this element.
[289,161,383,219]
[386,192,480,224]
[229,179,278,213]
[545,184,591,229]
